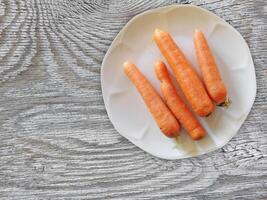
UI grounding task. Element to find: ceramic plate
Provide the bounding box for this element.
[101,5,256,160]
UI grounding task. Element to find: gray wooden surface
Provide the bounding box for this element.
[0,0,266,199]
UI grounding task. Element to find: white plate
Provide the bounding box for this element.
[101,5,256,160]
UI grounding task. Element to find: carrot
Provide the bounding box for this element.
[153,28,214,117]
[155,61,205,140]
[123,61,180,137]
[194,30,228,105]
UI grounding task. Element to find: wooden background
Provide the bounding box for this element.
[0,0,266,199]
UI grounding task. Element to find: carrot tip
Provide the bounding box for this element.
[123,61,132,67]
[154,28,166,38]
[154,28,161,33]
[194,29,203,35]
[218,98,231,108]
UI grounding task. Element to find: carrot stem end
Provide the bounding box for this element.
[218,98,231,108]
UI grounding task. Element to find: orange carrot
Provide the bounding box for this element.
[155,61,206,140]
[194,30,228,105]
[153,28,214,117]
[123,61,180,137]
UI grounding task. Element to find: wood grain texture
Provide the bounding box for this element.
[0,0,266,199]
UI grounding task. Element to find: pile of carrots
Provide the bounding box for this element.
[124,29,228,141]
